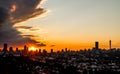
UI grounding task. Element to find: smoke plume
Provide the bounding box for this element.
[0,0,47,48]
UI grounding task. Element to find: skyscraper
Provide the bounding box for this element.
[24,45,27,51]
[95,41,99,49]
[3,43,8,52]
[51,49,53,53]
[23,45,28,55]
[109,40,111,49]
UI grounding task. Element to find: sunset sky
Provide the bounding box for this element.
[41,0,120,50]
[0,0,120,51]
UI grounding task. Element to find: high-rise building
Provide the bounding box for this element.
[39,49,41,53]
[43,49,47,54]
[3,43,8,52]
[16,48,19,52]
[65,48,67,52]
[24,45,27,51]
[9,47,14,54]
[109,40,111,49]
[9,47,13,52]
[51,49,53,53]
[95,41,99,49]
[23,45,28,55]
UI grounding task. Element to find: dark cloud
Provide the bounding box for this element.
[0,7,9,24]
[15,26,39,31]
[50,45,56,47]
[0,0,47,47]
[37,43,46,47]
[15,26,32,29]
[22,35,37,37]
[11,0,46,24]
[29,28,39,31]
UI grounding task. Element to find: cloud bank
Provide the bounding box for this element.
[0,0,46,48]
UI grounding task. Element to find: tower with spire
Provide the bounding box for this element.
[109,40,111,49]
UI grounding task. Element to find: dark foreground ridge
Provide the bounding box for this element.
[0,56,38,74]
[0,48,120,74]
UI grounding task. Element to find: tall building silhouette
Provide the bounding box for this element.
[39,49,41,53]
[9,47,14,54]
[65,48,67,52]
[109,40,111,49]
[95,41,99,49]
[23,45,28,55]
[9,47,13,52]
[51,49,53,53]
[24,45,27,51]
[3,43,8,52]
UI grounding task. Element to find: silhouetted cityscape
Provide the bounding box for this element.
[0,40,120,74]
[0,0,120,74]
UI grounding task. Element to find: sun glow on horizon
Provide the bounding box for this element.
[29,46,37,51]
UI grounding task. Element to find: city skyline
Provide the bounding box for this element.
[0,0,120,51]
[0,40,114,52]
